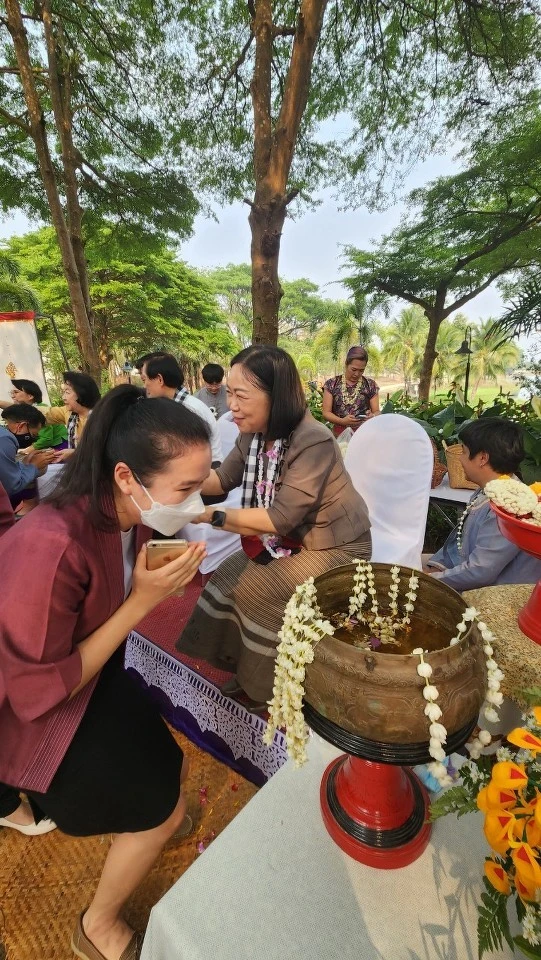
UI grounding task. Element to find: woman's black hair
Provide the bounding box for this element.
[11,378,43,404]
[47,385,210,527]
[459,417,524,475]
[144,354,184,390]
[64,371,101,410]
[230,345,306,440]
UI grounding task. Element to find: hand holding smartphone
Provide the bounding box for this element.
[146,539,190,596]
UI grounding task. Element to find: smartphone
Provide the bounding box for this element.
[146,539,189,570]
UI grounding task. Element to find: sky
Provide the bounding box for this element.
[0,149,504,328]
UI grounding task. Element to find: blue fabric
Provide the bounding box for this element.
[430,488,541,591]
[0,427,38,499]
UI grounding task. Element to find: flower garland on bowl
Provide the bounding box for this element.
[430,700,541,959]
[264,563,504,782]
[485,477,541,526]
[412,606,504,789]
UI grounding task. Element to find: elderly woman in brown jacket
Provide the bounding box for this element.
[177,345,371,710]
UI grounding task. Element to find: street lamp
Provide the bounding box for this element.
[455,327,473,405]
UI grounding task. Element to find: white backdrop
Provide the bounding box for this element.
[0,313,50,405]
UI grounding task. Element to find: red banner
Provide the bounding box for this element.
[0,311,35,322]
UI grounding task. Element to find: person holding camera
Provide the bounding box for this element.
[0,386,209,960]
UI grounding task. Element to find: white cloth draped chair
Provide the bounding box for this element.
[344,414,433,569]
[178,410,242,575]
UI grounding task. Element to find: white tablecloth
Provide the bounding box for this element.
[429,474,474,505]
[141,736,516,960]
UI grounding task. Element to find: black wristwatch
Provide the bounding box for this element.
[210,510,227,528]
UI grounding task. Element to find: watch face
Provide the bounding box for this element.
[212,510,226,527]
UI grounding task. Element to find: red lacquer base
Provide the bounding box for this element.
[517,579,541,646]
[320,755,431,869]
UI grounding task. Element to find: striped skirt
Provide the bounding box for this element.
[176,533,371,702]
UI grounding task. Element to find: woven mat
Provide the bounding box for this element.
[0,730,257,960]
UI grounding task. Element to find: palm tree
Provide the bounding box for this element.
[381,306,427,391]
[324,292,383,361]
[464,319,521,396]
[0,250,40,311]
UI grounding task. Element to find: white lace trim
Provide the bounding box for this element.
[125,632,288,781]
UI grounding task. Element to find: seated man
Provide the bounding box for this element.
[425,418,541,591]
[0,404,54,511]
[195,363,229,419]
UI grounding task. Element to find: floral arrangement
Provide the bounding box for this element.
[264,562,503,784]
[485,478,541,527]
[430,694,541,959]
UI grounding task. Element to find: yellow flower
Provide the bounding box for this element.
[484,810,521,856]
[529,482,541,496]
[507,727,541,755]
[512,843,541,894]
[515,873,538,904]
[525,815,541,849]
[477,783,519,812]
[491,760,529,790]
[484,859,512,896]
[532,706,541,726]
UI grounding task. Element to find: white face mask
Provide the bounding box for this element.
[131,483,205,536]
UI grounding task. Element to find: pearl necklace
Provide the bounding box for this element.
[456,493,480,552]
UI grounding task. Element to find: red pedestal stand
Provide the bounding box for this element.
[320,755,431,869]
[491,503,541,646]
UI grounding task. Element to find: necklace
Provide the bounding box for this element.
[342,376,365,407]
[456,491,482,551]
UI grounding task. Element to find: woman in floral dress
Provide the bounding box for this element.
[322,345,380,437]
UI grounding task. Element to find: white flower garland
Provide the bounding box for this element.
[262,578,334,767]
[413,606,504,787]
[264,572,504,783]
[485,477,538,516]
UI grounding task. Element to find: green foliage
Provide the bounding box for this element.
[383,390,541,482]
[478,877,514,959]
[8,225,237,378]
[428,783,480,821]
[513,935,541,959]
[0,249,39,311]
[0,1,198,240]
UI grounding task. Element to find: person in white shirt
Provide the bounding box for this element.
[140,354,222,464]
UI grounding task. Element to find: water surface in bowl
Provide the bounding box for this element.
[332,612,456,655]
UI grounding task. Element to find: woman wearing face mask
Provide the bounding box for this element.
[177,345,371,711]
[0,385,209,960]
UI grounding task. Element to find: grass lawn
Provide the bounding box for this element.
[430,380,518,406]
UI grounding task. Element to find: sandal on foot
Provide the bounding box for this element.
[71,911,143,960]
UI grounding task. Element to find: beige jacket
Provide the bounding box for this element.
[215,411,370,550]
[46,406,89,445]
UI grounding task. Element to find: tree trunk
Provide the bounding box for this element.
[5,0,101,383]
[418,295,446,401]
[250,193,287,343]
[249,0,329,344]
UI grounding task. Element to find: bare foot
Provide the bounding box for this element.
[83,912,135,960]
[5,800,35,827]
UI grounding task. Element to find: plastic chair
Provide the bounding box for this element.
[344,414,433,569]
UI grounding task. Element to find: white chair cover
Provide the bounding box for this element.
[36,463,64,499]
[216,410,238,459]
[344,414,433,569]
[179,411,242,575]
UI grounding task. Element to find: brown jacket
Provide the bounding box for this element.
[215,411,370,550]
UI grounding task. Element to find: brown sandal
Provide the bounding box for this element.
[71,911,143,960]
